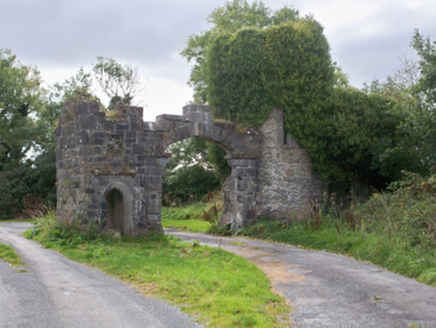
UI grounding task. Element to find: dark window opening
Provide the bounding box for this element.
[106,189,124,233]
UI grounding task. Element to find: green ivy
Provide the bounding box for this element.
[207,20,335,132]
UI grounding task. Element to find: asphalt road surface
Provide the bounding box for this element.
[168,229,436,328]
[1,221,435,327]
[0,222,202,328]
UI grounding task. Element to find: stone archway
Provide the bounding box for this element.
[56,101,322,236]
[157,106,262,233]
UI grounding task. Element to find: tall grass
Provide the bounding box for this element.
[161,196,228,235]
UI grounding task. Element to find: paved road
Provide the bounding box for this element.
[0,222,202,328]
[2,222,435,328]
[167,229,436,328]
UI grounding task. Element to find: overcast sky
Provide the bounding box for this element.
[1,0,435,120]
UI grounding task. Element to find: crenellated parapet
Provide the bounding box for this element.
[155,105,262,159]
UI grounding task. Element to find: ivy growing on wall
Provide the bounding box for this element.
[204,18,406,187]
[206,19,335,132]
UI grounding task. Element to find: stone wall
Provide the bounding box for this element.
[256,109,324,219]
[56,102,166,235]
[56,102,323,235]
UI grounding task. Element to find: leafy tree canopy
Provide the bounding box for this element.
[0,49,46,218]
[0,51,142,218]
[181,0,300,103]
[206,19,335,129]
[364,31,436,179]
[412,30,436,105]
[93,56,141,108]
[0,49,43,167]
[163,138,229,205]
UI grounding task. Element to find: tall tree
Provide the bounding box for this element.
[92,57,141,108]
[405,30,436,173]
[181,0,299,103]
[0,49,45,218]
[412,30,436,105]
[364,31,436,178]
[0,50,42,165]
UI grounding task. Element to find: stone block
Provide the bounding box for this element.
[115,122,129,133]
[78,132,90,145]
[133,144,145,155]
[91,131,106,145]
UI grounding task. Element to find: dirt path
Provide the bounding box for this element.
[0,222,202,328]
[167,229,436,328]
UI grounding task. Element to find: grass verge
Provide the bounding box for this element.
[26,214,291,327]
[240,218,436,286]
[0,243,24,267]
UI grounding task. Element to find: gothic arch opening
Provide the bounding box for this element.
[106,188,125,233]
[162,137,232,230]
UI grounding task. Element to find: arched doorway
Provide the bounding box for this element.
[162,138,230,204]
[161,137,237,232]
[106,188,125,233]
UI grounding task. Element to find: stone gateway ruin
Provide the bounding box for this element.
[56,101,323,235]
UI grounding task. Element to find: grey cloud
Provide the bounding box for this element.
[333,34,417,87]
[328,2,436,87]
[1,0,436,89]
[0,0,223,73]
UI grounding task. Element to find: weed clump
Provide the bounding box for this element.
[26,213,110,259]
[0,243,24,267]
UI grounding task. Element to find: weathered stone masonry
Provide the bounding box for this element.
[56,101,323,235]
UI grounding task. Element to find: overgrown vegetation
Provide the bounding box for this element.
[0,51,140,220]
[0,243,24,267]
[182,0,436,191]
[207,18,334,129]
[26,214,291,327]
[3,0,436,219]
[161,203,211,233]
[241,171,436,286]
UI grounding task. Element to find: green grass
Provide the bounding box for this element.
[0,243,24,267]
[162,204,211,233]
[27,214,291,327]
